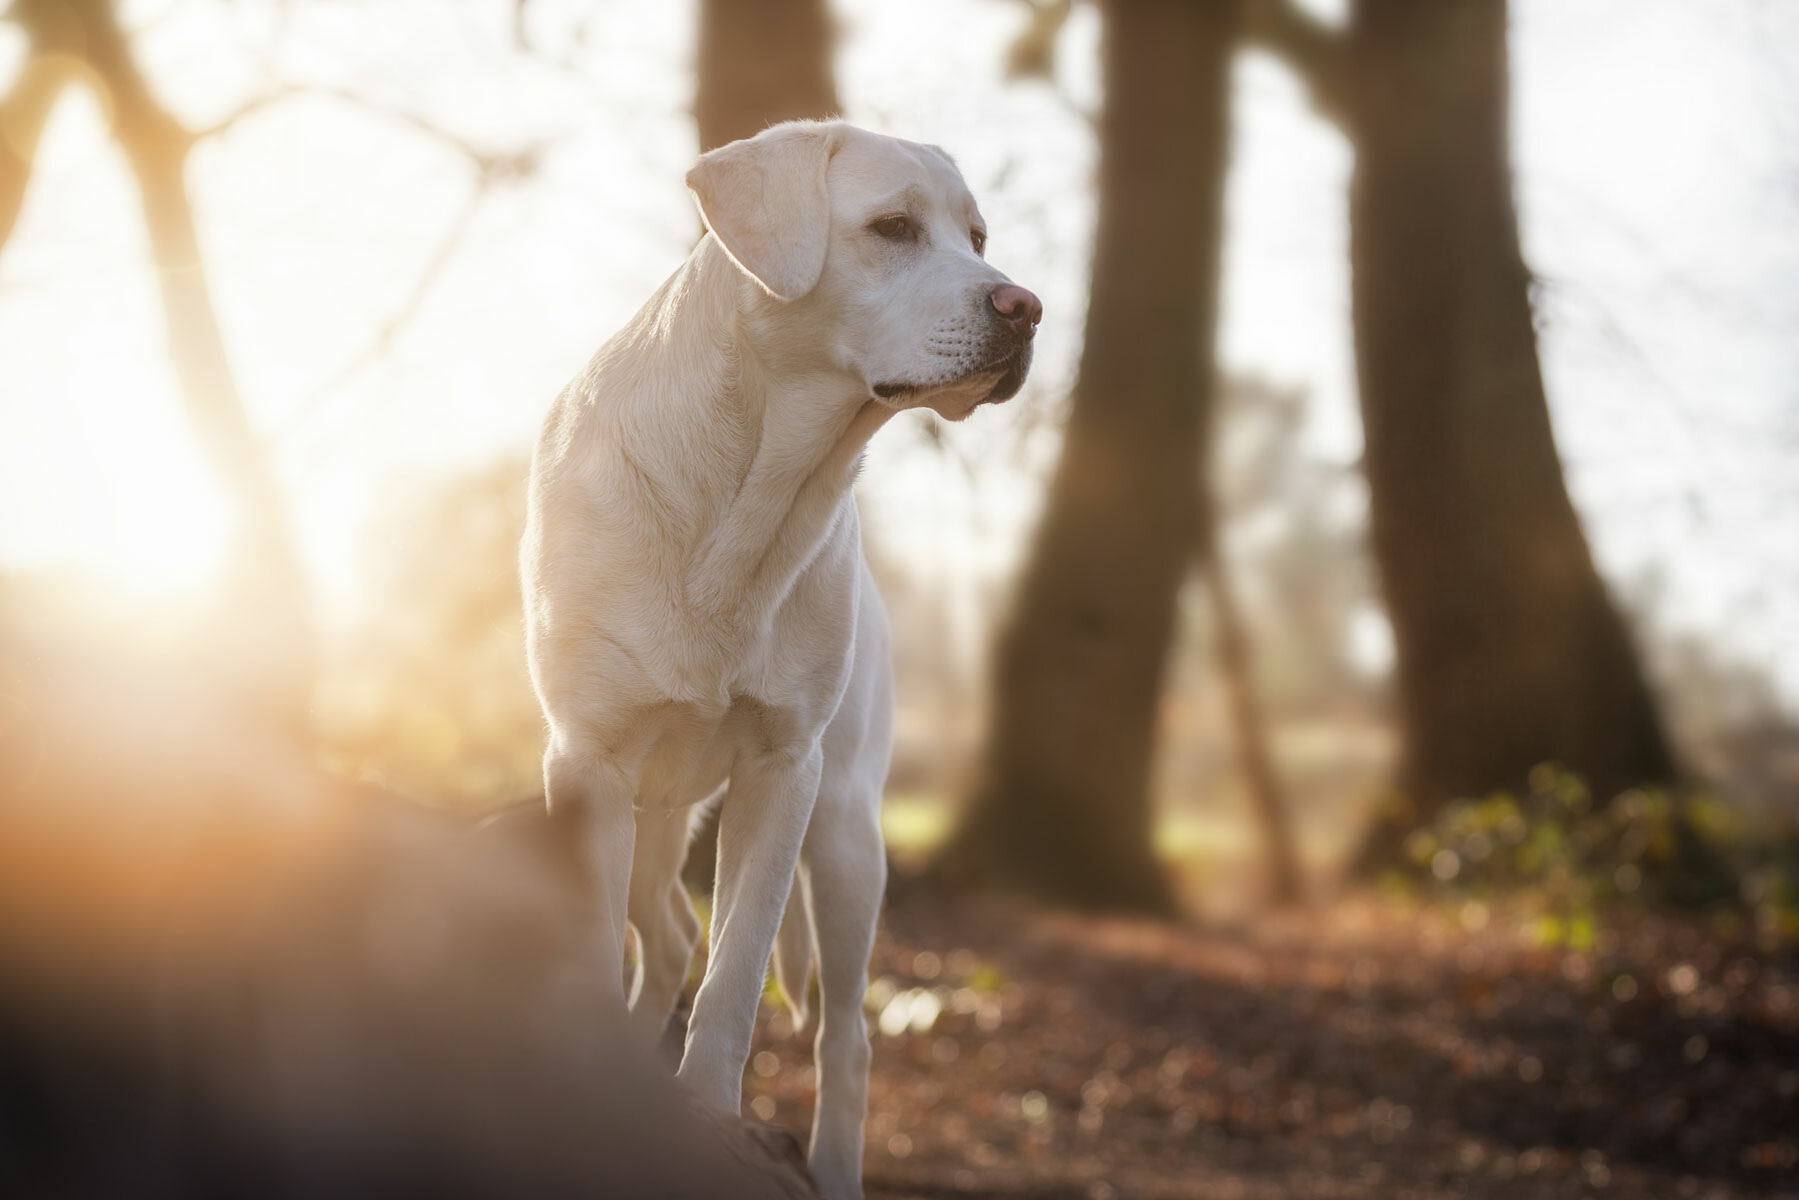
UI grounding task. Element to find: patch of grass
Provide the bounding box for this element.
[881,791,953,859]
[880,791,1243,877]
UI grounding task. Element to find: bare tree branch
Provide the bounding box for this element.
[188,71,558,448]
[500,0,603,80]
[196,84,549,182]
[190,87,301,140]
[1003,0,1073,81]
[996,0,1095,132]
[194,79,548,417]
[290,182,488,424]
[1242,0,1350,129]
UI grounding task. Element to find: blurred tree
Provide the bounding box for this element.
[695,0,839,151]
[939,0,1238,912]
[0,43,66,245]
[2,0,312,727]
[1247,0,1678,868]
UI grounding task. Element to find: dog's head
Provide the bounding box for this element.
[687,120,1040,422]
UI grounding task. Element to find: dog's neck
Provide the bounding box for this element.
[646,237,895,621]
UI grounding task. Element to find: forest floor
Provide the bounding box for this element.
[732,890,1799,1200]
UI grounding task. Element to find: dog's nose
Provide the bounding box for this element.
[989,284,1043,335]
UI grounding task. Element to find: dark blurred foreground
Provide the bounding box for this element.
[0,617,816,1198]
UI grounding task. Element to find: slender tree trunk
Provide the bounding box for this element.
[695,0,838,152]
[15,0,314,727]
[0,54,73,250]
[938,0,1238,912]
[1344,0,1675,866]
[1199,525,1303,906]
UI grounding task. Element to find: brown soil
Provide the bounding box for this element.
[731,892,1799,1200]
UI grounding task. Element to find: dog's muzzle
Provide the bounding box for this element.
[980,283,1040,403]
[871,340,1033,406]
[983,343,1032,403]
[872,286,1041,406]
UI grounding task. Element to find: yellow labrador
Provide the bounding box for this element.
[521,120,1039,1200]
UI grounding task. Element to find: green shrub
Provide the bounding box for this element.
[1391,764,1799,946]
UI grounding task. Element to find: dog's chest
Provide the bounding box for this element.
[631,690,806,811]
[653,565,854,713]
[624,560,858,812]
[653,497,862,695]
[631,701,733,810]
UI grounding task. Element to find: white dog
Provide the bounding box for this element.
[521,120,1039,1199]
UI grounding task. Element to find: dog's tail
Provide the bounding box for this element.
[770,875,812,1028]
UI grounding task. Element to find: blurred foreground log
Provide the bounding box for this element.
[0,614,819,1198]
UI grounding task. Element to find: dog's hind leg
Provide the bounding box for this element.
[799,789,885,1200]
[627,803,703,1045]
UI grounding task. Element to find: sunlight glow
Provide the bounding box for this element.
[0,392,235,601]
[107,460,235,600]
[0,89,234,601]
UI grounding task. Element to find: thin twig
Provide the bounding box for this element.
[279,182,489,440]
[196,84,551,181]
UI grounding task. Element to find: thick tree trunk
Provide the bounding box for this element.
[695,0,839,152]
[16,0,314,727]
[938,0,1237,912]
[1345,0,1676,867]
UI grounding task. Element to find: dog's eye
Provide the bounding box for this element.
[869,215,914,241]
[971,228,987,256]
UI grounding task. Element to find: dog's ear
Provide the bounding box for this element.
[687,122,839,302]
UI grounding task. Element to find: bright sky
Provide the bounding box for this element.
[1,0,1794,698]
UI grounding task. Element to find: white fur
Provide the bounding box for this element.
[521,120,1035,1200]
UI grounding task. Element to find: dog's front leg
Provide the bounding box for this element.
[544,743,638,1007]
[677,745,823,1110]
